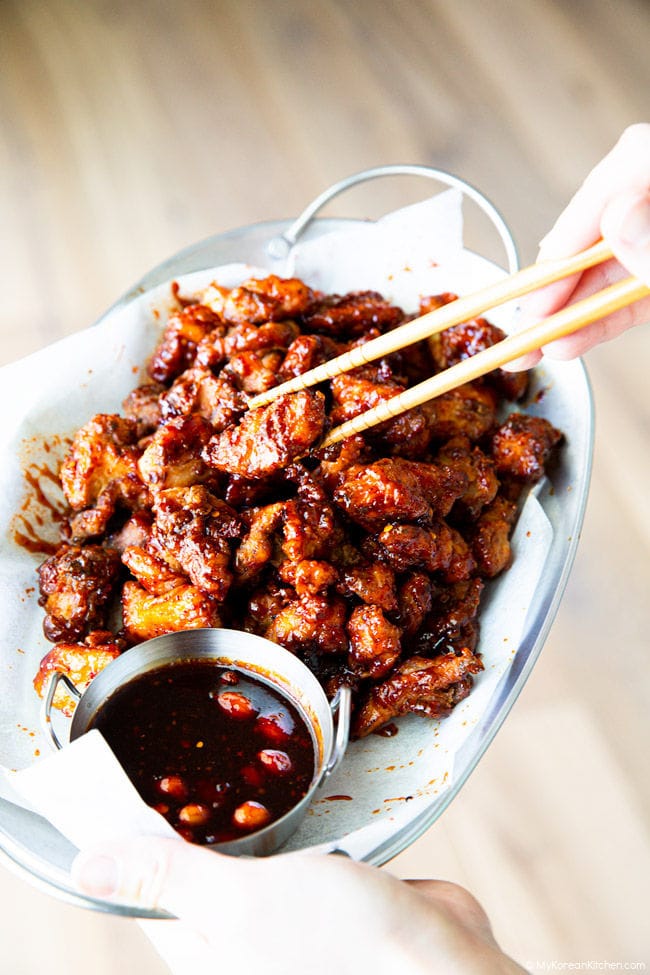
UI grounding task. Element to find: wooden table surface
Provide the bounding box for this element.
[1,1,649,970]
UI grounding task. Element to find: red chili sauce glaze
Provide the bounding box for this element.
[88,660,316,845]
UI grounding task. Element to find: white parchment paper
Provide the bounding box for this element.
[0,189,552,865]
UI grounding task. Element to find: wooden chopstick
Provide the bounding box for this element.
[321,274,650,448]
[248,238,614,410]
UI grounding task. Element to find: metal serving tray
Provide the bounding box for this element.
[0,167,593,916]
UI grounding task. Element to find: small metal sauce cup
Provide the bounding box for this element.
[41,628,351,856]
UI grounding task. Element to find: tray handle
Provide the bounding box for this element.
[40,672,81,751]
[267,164,519,274]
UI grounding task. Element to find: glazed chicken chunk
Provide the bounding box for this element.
[37,544,121,643]
[203,390,326,479]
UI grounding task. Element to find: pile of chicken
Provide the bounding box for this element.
[33,275,562,738]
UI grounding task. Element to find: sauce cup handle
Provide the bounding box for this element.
[324,685,352,778]
[40,672,82,751]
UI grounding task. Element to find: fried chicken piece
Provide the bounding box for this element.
[121,546,186,595]
[244,582,295,635]
[138,414,215,493]
[33,640,122,716]
[330,367,404,425]
[149,486,240,599]
[368,406,434,459]
[444,528,477,583]
[278,559,339,596]
[225,349,286,394]
[365,523,454,574]
[352,647,483,738]
[471,495,518,578]
[429,317,529,401]
[436,436,499,521]
[415,579,484,656]
[194,319,300,370]
[397,572,433,638]
[315,435,370,492]
[37,544,121,643]
[65,487,121,543]
[265,593,348,654]
[121,580,221,643]
[122,382,165,437]
[280,498,341,562]
[419,292,458,315]
[203,391,326,479]
[278,334,344,380]
[489,412,563,482]
[148,303,222,384]
[337,561,398,613]
[60,414,145,512]
[235,502,285,584]
[106,510,152,554]
[160,368,248,430]
[201,275,314,325]
[347,605,401,680]
[300,291,403,338]
[422,293,528,402]
[423,383,498,442]
[334,458,467,531]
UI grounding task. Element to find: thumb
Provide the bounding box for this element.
[71,836,242,922]
[601,190,650,286]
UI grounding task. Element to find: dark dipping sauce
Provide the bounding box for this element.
[89,659,317,845]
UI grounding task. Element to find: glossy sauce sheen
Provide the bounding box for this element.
[88,660,316,844]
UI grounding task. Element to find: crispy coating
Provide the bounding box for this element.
[278,559,339,596]
[235,503,285,584]
[415,579,484,656]
[160,368,247,429]
[347,605,402,679]
[301,291,404,338]
[334,458,467,531]
[224,349,286,394]
[60,414,145,512]
[33,641,121,715]
[37,544,121,642]
[278,334,343,380]
[436,436,498,521]
[366,523,454,574]
[471,495,518,578]
[121,545,186,595]
[122,382,164,437]
[423,294,528,401]
[315,436,370,492]
[148,303,221,384]
[203,391,326,479]
[265,593,348,654]
[201,275,314,324]
[397,572,434,639]
[121,580,221,642]
[368,406,433,459]
[149,486,240,599]
[337,561,398,613]
[194,319,300,370]
[330,367,404,425]
[424,383,498,442]
[489,412,563,482]
[352,647,483,738]
[138,414,215,493]
[280,498,340,562]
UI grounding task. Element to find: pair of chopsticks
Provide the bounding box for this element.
[248,240,650,447]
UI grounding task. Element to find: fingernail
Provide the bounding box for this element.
[72,852,120,897]
[615,195,650,247]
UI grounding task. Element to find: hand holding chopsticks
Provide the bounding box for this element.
[246,239,649,447]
